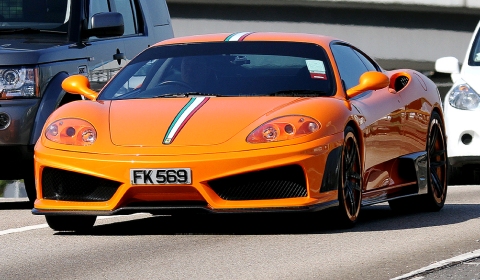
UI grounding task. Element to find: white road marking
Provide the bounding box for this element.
[391,249,480,280]
[0,214,150,236]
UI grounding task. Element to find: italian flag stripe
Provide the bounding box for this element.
[225,32,253,41]
[163,97,210,144]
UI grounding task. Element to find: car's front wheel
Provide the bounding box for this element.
[337,126,362,227]
[45,215,97,232]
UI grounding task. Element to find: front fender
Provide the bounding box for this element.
[30,72,70,145]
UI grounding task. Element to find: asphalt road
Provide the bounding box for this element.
[1,185,479,280]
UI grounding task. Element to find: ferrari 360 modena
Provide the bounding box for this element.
[32,32,447,232]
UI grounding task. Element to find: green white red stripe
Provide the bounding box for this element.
[225,32,253,41]
[163,97,210,145]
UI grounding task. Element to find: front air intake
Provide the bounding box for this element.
[208,165,307,200]
[42,167,121,202]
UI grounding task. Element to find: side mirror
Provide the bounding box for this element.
[87,12,124,38]
[435,56,461,83]
[346,71,390,98]
[61,75,99,101]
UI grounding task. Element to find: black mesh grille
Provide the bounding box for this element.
[208,165,307,200]
[42,167,121,202]
[394,76,409,91]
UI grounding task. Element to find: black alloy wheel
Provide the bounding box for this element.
[421,111,447,211]
[338,126,362,227]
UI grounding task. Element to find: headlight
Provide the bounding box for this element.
[45,118,97,146]
[448,83,480,110]
[0,67,39,99]
[246,115,320,144]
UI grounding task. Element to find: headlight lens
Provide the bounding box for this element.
[45,119,97,146]
[247,115,320,144]
[0,67,38,99]
[448,83,480,110]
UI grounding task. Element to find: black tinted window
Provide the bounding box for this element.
[331,44,369,90]
[99,42,335,100]
[0,0,69,31]
[112,0,137,35]
[354,49,378,71]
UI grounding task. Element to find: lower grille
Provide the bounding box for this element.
[208,165,307,200]
[42,167,121,202]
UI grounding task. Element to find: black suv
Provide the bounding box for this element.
[0,0,173,202]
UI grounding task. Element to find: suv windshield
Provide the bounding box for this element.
[0,0,69,32]
[99,41,335,100]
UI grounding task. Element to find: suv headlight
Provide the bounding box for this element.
[449,83,480,110]
[0,67,39,99]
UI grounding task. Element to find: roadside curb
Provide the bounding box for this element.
[391,249,480,279]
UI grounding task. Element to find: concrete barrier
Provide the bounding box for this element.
[167,0,480,13]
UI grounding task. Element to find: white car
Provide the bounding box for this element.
[435,21,480,184]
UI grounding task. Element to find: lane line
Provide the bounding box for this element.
[391,249,480,280]
[0,214,150,236]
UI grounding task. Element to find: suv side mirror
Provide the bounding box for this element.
[435,56,461,83]
[346,71,390,98]
[88,12,124,38]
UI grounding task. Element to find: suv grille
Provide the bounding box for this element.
[42,167,121,202]
[208,165,307,200]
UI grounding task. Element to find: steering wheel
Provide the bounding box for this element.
[158,80,193,91]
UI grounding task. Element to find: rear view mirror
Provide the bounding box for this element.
[435,57,461,83]
[346,71,390,98]
[62,75,99,101]
[87,12,124,38]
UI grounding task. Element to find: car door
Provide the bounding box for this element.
[85,0,144,91]
[331,43,405,191]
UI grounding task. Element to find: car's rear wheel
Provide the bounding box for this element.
[46,215,97,232]
[337,126,362,227]
[421,111,447,211]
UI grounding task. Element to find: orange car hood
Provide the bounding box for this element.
[109,97,300,147]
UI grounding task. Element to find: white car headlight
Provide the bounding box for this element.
[0,67,39,99]
[448,83,480,110]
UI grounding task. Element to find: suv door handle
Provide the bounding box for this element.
[113,49,125,65]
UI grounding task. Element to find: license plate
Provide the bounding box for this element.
[130,168,192,185]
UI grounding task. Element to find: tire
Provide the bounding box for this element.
[337,126,362,228]
[420,111,447,211]
[23,175,36,204]
[46,215,97,232]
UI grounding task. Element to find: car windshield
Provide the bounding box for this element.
[0,0,69,32]
[98,42,335,100]
[469,28,480,66]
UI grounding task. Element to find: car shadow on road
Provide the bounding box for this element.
[0,200,32,210]
[58,203,480,236]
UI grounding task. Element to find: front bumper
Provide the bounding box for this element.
[0,99,39,145]
[444,102,480,165]
[33,134,343,215]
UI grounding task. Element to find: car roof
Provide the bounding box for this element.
[153,32,339,48]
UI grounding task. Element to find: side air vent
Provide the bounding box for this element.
[394,76,409,92]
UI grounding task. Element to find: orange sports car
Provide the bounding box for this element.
[32,32,447,232]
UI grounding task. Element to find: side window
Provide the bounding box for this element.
[353,49,379,72]
[88,0,138,37]
[88,0,110,29]
[331,44,369,90]
[111,0,137,35]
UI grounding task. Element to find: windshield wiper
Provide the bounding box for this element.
[0,28,65,34]
[266,90,328,97]
[150,92,227,98]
